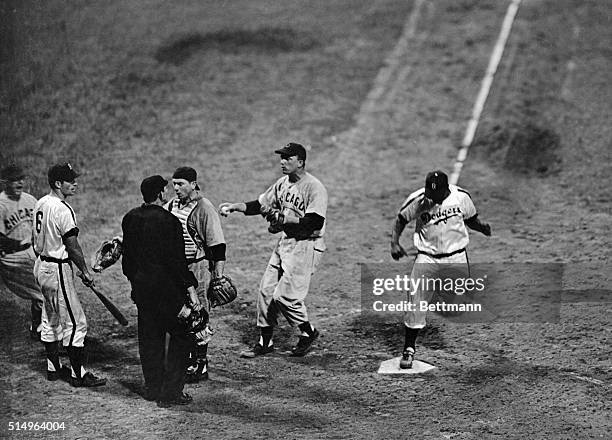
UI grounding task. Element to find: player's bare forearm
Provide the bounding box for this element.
[211,260,225,279]
[390,215,409,260]
[64,235,93,282]
[391,215,407,245]
[465,215,491,236]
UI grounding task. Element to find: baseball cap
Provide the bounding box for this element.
[274,143,307,161]
[424,170,449,199]
[48,162,80,184]
[172,166,200,190]
[140,175,168,202]
[1,164,26,181]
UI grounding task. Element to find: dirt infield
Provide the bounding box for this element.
[1,0,610,439]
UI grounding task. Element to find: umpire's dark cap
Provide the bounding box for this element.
[48,162,80,184]
[172,166,200,190]
[274,143,307,161]
[141,175,168,202]
[1,164,26,181]
[424,170,449,199]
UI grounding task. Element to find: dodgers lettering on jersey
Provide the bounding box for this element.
[259,172,327,238]
[398,185,476,254]
[32,194,78,260]
[0,192,37,241]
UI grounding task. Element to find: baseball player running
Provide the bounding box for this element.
[220,142,327,358]
[390,170,491,368]
[166,166,226,382]
[0,164,44,340]
[32,163,105,387]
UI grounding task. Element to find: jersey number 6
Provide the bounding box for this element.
[35,211,43,233]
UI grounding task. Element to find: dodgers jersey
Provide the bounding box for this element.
[0,191,37,241]
[32,194,78,260]
[259,172,327,238]
[398,184,476,255]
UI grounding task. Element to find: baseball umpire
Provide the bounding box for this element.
[122,175,197,406]
[166,166,226,382]
[0,164,44,340]
[220,142,327,358]
[390,170,491,368]
[32,163,105,386]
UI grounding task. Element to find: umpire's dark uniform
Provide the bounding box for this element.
[121,176,197,403]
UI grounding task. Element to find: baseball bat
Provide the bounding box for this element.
[88,284,129,326]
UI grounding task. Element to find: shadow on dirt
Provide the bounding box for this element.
[454,344,554,385]
[155,27,320,65]
[473,123,562,176]
[83,336,140,365]
[348,315,448,352]
[115,373,333,428]
[0,295,33,356]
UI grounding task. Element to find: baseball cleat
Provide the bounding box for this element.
[240,342,274,358]
[185,358,208,383]
[69,372,107,388]
[29,326,41,342]
[143,389,159,402]
[47,365,70,382]
[399,348,415,369]
[290,329,320,357]
[157,392,193,408]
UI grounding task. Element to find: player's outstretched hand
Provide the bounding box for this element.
[219,202,235,217]
[391,242,407,260]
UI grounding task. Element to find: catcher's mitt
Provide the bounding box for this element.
[91,236,123,273]
[207,275,238,308]
[177,305,213,346]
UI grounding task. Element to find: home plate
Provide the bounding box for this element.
[378,357,436,375]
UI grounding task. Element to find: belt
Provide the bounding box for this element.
[284,234,321,242]
[186,256,206,265]
[40,255,71,264]
[2,243,31,255]
[418,248,466,259]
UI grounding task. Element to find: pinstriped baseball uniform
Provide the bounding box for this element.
[32,194,87,347]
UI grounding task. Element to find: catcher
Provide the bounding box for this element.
[167,166,234,383]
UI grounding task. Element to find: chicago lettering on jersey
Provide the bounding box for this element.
[283,191,305,212]
[4,207,34,232]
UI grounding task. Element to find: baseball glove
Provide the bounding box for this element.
[91,236,123,273]
[207,275,238,308]
[177,305,213,346]
[260,206,285,234]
